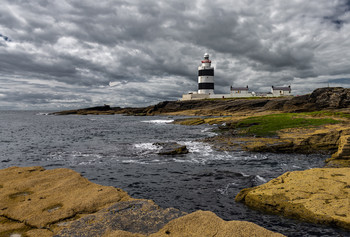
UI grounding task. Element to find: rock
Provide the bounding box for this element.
[149,210,285,237]
[0,216,30,236]
[326,135,350,167]
[52,105,122,115]
[154,142,189,155]
[0,166,131,234]
[330,135,350,160]
[236,168,350,229]
[26,229,54,237]
[55,200,186,236]
[283,87,350,112]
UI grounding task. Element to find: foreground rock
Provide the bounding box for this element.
[98,211,285,237]
[57,200,186,236]
[0,166,131,235]
[236,168,350,229]
[0,166,284,236]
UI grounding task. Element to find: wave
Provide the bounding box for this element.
[141,119,174,124]
[36,112,50,116]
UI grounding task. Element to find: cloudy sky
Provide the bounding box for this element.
[1,0,350,110]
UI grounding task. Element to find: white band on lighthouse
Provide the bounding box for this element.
[198,53,214,94]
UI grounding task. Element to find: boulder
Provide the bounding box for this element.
[154,142,189,155]
[236,168,350,229]
[101,211,285,237]
[148,210,285,237]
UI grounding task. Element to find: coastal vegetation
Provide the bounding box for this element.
[220,113,341,137]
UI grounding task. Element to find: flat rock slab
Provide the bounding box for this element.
[56,200,186,236]
[236,168,350,229]
[0,166,131,229]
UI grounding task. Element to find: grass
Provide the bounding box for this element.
[301,111,350,119]
[231,113,341,137]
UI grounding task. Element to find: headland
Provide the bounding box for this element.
[53,87,350,167]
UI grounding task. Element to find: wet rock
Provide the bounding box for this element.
[154,142,189,155]
[0,166,131,233]
[55,200,186,236]
[236,168,350,229]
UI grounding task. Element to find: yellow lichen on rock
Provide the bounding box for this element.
[326,135,350,167]
[0,166,132,234]
[149,210,285,237]
[329,135,350,160]
[236,168,350,229]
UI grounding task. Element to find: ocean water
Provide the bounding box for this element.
[0,111,348,237]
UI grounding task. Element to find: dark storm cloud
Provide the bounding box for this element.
[0,0,350,109]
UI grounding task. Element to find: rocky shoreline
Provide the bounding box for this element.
[38,87,350,234]
[0,166,284,237]
[53,87,350,166]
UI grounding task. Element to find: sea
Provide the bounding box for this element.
[0,111,349,237]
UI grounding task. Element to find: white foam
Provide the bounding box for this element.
[200,127,217,136]
[134,143,160,151]
[217,182,237,195]
[181,141,213,155]
[121,159,149,165]
[255,175,267,183]
[36,112,49,116]
[141,119,174,124]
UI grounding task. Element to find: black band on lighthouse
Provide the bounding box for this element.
[198,83,214,90]
[198,69,214,76]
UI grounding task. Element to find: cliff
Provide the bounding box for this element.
[53,87,350,116]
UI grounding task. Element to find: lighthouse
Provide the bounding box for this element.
[198,53,214,94]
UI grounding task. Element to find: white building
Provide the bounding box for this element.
[230,86,249,95]
[271,86,292,96]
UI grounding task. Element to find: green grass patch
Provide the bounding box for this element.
[231,113,340,137]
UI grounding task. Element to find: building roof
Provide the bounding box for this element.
[231,86,249,90]
[272,86,291,91]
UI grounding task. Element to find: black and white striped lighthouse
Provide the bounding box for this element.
[198,53,214,94]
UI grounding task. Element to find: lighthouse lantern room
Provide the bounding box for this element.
[198,53,214,94]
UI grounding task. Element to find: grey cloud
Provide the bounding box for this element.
[0,0,350,109]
